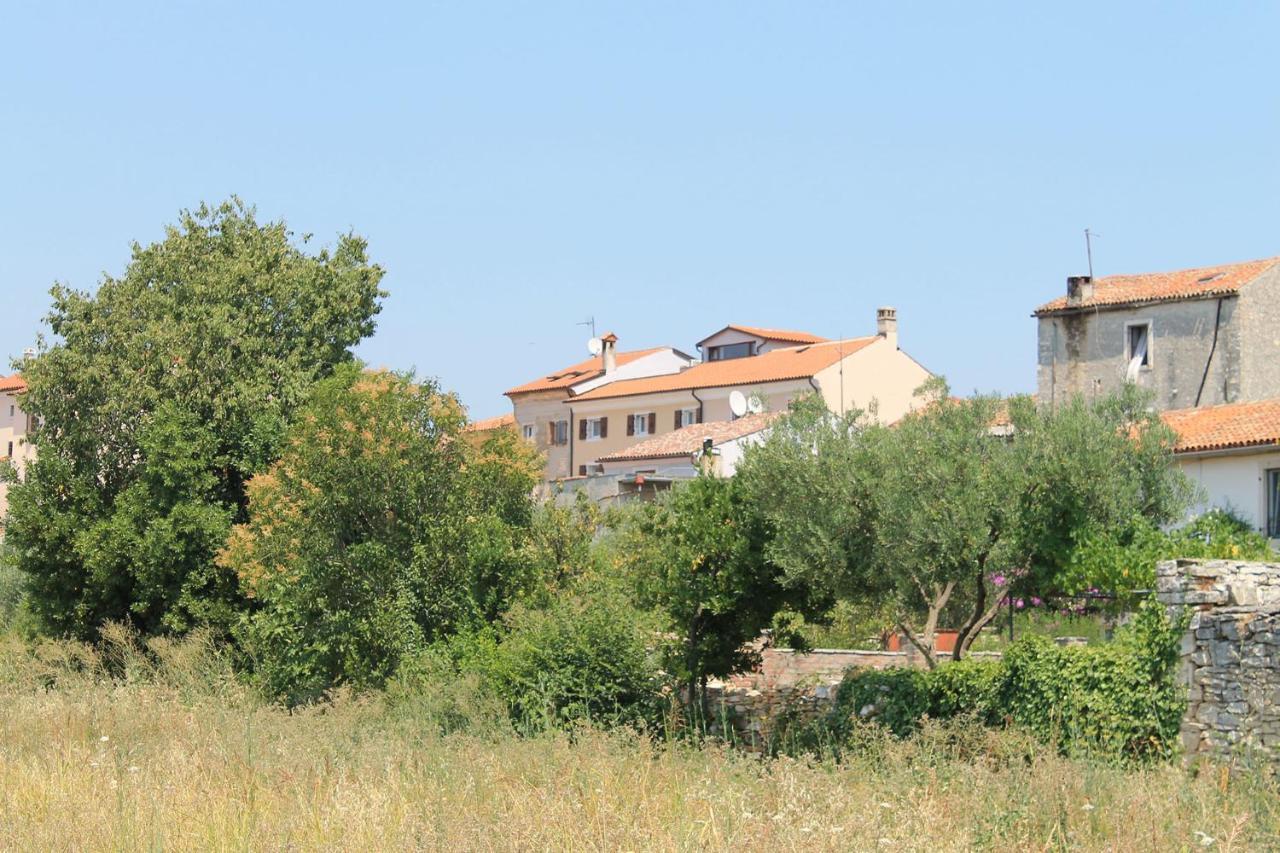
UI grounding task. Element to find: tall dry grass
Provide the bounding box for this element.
[0,628,1276,851]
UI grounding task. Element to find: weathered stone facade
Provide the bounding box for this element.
[1157,558,1280,765]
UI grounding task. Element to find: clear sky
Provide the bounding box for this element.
[3,2,1278,418]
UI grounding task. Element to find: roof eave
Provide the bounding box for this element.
[1034,290,1242,318]
[1174,440,1280,459]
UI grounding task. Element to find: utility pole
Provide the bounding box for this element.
[1084,228,1098,278]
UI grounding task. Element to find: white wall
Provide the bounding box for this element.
[0,390,35,522]
[1177,449,1280,539]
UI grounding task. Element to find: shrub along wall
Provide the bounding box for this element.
[762,600,1187,762]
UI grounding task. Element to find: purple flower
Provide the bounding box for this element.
[1015,598,1025,609]
[1030,596,1043,607]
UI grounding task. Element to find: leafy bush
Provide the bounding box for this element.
[793,600,1187,762]
[450,589,666,734]
[1064,509,1275,603]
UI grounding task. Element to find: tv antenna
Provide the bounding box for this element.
[576,316,597,339]
[1084,228,1100,279]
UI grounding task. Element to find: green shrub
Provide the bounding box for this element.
[792,600,1186,762]
[454,589,665,734]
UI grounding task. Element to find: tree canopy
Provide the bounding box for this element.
[737,384,1193,664]
[7,199,385,637]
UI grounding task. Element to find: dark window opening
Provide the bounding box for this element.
[1267,469,1280,539]
[1127,324,1150,367]
[708,342,753,361]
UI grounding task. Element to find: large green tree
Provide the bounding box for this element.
[220,367,543,703]
[738,384,1192,665]
[618,474,829,720]
[7,199,385,637]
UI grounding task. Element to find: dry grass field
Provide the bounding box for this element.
[1,630,1277,852]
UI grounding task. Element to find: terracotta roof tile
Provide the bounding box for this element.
[573,336,879,402]
[698,325,828,346]
[505,348,665,396]
[465,412,516,433]
[0,373,27,394]
[1034,257,1280,315]
[1162,398,1280,454]
[598,412,782,462]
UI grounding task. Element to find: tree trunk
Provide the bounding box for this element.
[898,579,955,670]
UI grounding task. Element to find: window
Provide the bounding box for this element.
[521,424,535,441]
[1268,469,1280,539]
[7,405,12,417]
[675,407,699,429]
[628,412,655,437]
[550,420,569,446]
[708,342,753,361]
[1126,322,1151,368]
[5,441,11,457]
[580,417,607,441]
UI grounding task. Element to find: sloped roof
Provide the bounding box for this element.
[505,348,666,396]
[465,412,516,433]
[597,412,782,462]
[697,324,829,347]
[0,373,26,394]
[573,336,879,402]
[1034,257,1280,315]
[1162,398,1280,455]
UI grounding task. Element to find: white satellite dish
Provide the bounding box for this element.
[728,390,748,418]
[746,394,764,415]
[587,337,603,356]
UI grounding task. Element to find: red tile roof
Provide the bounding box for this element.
[505,348,666,396]
[1162,398,1280,454]
[573,336,879,402]
[0,373,26,394]
[698,325,829,347]
[597,412,782,462]
[1034,257,1280,315]
[465,412,516,433]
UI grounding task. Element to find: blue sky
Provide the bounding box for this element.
[3,2,1277,417]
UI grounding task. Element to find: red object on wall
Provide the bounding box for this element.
[885,630,958,653]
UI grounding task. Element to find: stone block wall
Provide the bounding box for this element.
[1156,559,1280,765]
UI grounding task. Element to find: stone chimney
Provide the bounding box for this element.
[876,307,898,349]
[1066,275,1094,306]
[600,332,618,374]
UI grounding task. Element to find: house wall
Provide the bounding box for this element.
[569,382,812,473]
[0,389,35,523]
[1177,449,1280,540]
[1236,265,1280,403]
[507,390,573,481]
[812,338,933,422]
[1036,297,1243,411]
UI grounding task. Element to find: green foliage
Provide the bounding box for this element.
[739,384,1192,662]
[615,474,828,718]
[220,367,542,704]
[8,199,385,638]
[449,588,665,733]
[1065,509,1277,601]
[797,600,1188,763]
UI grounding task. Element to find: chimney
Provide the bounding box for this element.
[1066,275,1094,305]
[876,307,898,349]
[600,332,618,374]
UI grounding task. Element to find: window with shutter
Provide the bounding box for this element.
[579,419,587,440]
[578,465,587,477]
[600,417,608,438]
[674,410,682,429]
[627,415,635,436]
[648,412,656,434]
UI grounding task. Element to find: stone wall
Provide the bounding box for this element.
[706,646,999,750]
[1156,558,1280,765]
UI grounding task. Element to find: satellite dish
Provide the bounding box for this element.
[746,394,764,415]
[587,337,603,356]
[728,390,748,418]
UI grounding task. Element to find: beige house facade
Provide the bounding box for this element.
[0,373,34,525]
[498,308,932,484]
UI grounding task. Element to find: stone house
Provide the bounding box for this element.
[1034,257,1280,412]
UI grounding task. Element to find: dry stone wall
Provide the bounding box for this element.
[1156,559,1280,765]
